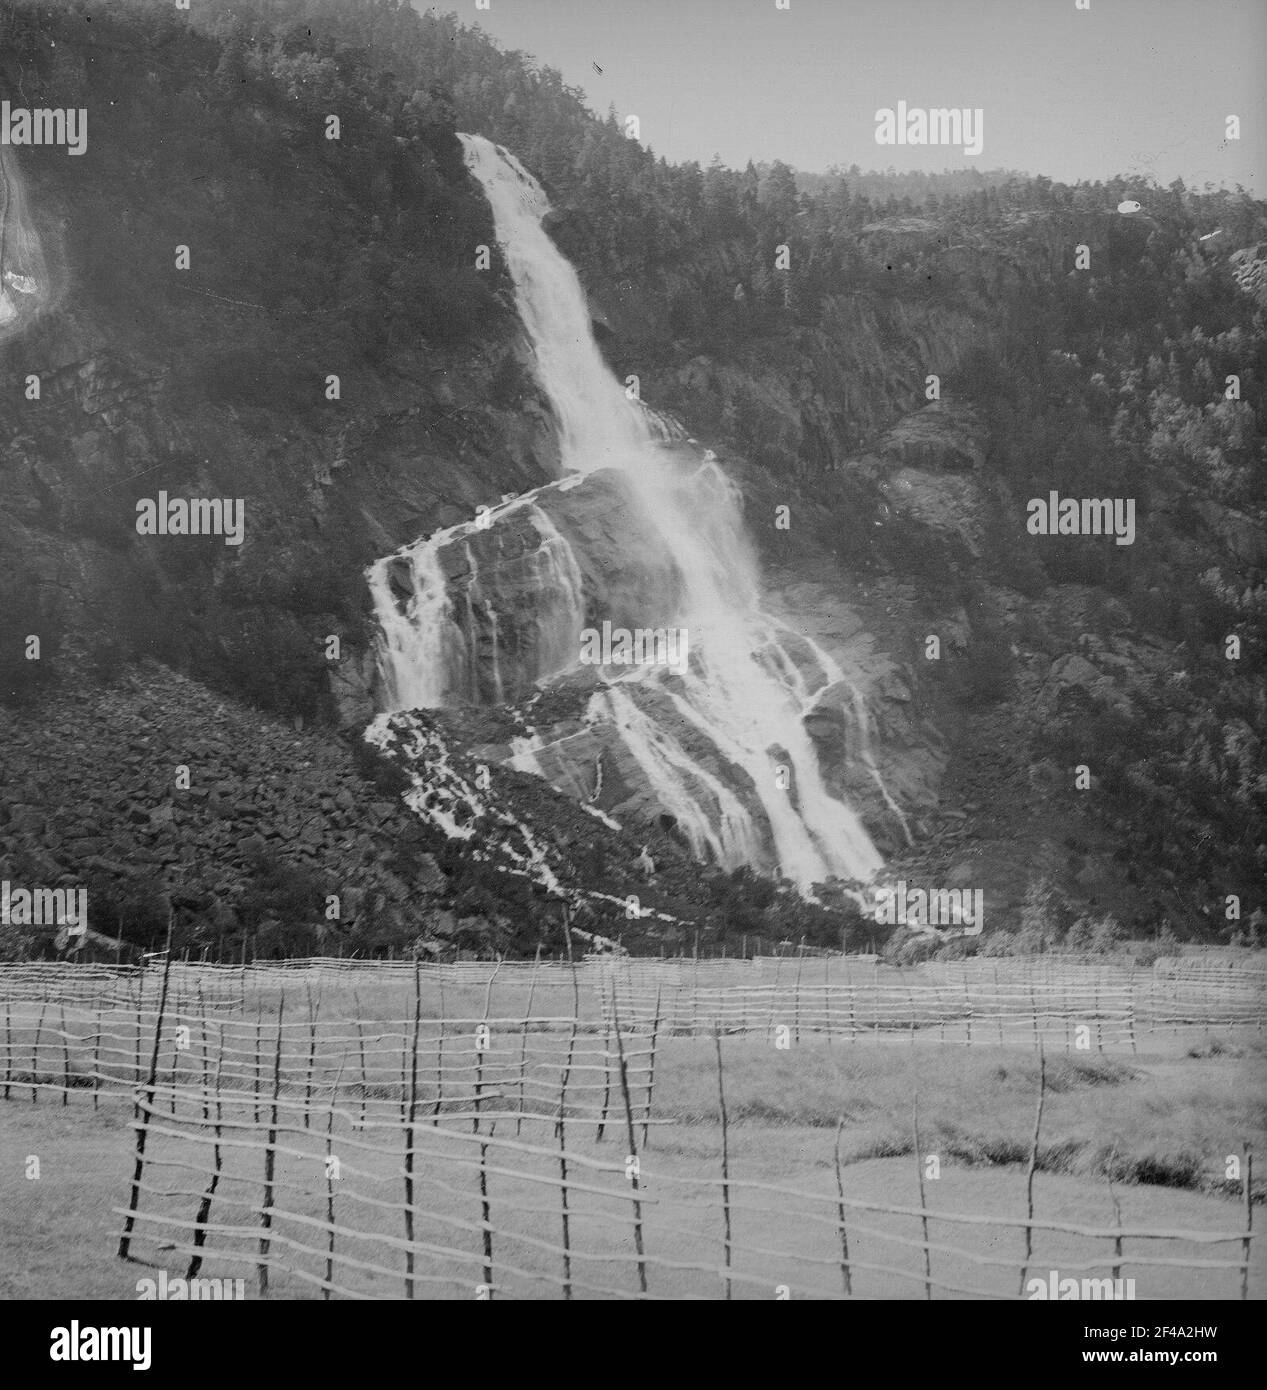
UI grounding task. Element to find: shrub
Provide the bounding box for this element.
[1091,914,1124,953]
[934,936,977,961]
[1064,915,1096,953]
[84,871,170,949]
[1016,876,1067,953]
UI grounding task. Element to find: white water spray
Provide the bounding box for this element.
[369,135,886,890]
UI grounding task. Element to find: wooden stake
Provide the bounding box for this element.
[59,1002,69,1106]
[117,926,174,1261]
[1241,1143,1253,1301]
[642,985,662,1149]
[612,1001,647,1295]
[794,950,804,1044]
[193,986,208,1123]
[825,955,834,1042]
[257,998,284,1297]
[1107,1153,1123,1284]
[913,1093,932,1300]
[403,962,422,1299]
[252,1004,263,1126]
[186,1046,225,1281]
[433,1015,446,1122]
[833,1119,853,1296]
[1018,1048,1047,1296]
[714,1027,732,1300]
[516,955,540,1138]
[556,1023,576,1297]
[303,981,317,1130]
[30,1000,46,1103]
[596,1017,612,1143]
[352,990,368,1130]
[323,1059,343,1301]
[478,1120,495,1297]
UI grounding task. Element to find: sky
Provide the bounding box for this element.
[416,0,1266,191]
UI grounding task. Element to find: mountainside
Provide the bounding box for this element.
[1,0,1264,958]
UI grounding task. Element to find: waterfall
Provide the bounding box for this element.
[368,134,885,891]
[0,146,47,336]
[366,487,587,709]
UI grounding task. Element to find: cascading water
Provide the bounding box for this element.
[0,146,47,337]
[368,134,886,891]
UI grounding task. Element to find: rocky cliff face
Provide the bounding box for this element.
[370,468,682,709]
[0,235,1114,950]
[0,295,562,713]
[4,144,1255,954]
[367,451,932,877]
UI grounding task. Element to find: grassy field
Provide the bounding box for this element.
[2,1030,1262,1300]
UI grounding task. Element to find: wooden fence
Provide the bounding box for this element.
[1,956,1259,1300]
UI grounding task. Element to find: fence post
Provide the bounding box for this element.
[323,1060,341,1301]
[516,955,540,1138]
[1242,1144,1254,1301]
[59,1002,70,1107]
[556,1022,577,1299]
[252,1005,263,1127]
[913,1094,932,1300]
[1107,1157,1124,1286]
[794,952,804,1044]
[824,956,832,1043]
[403,962,422,1299]
[351,1002,369,1131]
[642,986,662,1149]
[612,1002,647,1295]
[186,1047,226,1281]
[195,986,209,1124]
[596,1017,613,1143]
[1017,1048,1047,1296]
[714,1027,732,1300]
[31,1001,47,1104]
[303,982,318,1130]
[477,1120,495,1297]
[257,999,284,1298]
[133,970,145,1101]
[117,929,174,1261]
[833,1119,853,1296]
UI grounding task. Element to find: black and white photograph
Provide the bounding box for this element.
[0,0,1264,1348]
